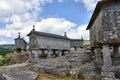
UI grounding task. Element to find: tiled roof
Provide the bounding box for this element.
[27,31,70,40]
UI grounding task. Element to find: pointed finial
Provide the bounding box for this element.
[18,32,20,38]
[33,25,35,31]
[81,36,83,40]
[64,32,67,37]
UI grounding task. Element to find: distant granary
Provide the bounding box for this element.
[27,25,83,59]
[86,0,120,78]
[14,33,27,53]
[70,38,83,50]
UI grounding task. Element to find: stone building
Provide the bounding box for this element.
[27,26,83,60]
[14,33,27,53]
[27,27,70,58]
[70,39,83,50]
[86,0,120,79]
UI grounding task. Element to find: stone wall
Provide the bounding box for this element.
[102,2,120,43]
[29,34,70,50]
[90,11,103,47]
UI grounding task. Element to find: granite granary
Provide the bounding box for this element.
[14,33,27,53]
[87,0,120,79]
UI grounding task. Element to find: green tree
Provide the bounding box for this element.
[4,53,13,62]
[0,55,5,66]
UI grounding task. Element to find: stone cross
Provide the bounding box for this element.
[18,32,20,38]
[33,25,35,31]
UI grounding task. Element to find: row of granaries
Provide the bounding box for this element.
[14,26,84,58]
[15,0,120,59]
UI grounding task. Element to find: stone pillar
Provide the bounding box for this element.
[34,51,39,62]
[21,49,24,53]
[102,44,112,66]
[47,49,52,58]
[113,45,119,57]
[101,44,114,78]
[59,50,62,57]
[29,50,32,60]
[94,47,103,64]
[14,50,17,54]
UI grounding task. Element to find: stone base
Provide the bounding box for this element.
[101,67,115,78]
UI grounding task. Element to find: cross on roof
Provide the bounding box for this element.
[33,25,35,31]
[18,32,20,38]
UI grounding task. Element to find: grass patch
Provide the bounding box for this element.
[37,72,84,80]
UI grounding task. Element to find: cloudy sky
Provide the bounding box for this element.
[0,0,100,44]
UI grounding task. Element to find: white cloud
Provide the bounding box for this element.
[0,17,89,44]
[75,0,101,11]
[35,18,76,34]
[0,0,53,22]
[58,0,64,3]
[67,24,89,40]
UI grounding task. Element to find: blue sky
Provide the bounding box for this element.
[0,0,100,44]
[40,0,90,24]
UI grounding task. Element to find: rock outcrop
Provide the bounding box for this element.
[3,71,38,80]
[6,52,28,65]
[29,49,94,79]
[0,63,38,80]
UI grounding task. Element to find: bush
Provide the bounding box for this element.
[0,55,5,66]
[0,53,13,66]
[4,53,13,61]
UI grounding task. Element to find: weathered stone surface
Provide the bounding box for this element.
[76,61,102,80]
[3,71,38,80]
[102,44,112,67]
[29,50,94,78]
[102,78,120,80]
[94,47,103,65]
[6,52,28,65]
[30,58,70,76]
[5,63,29,70]
[0,72,6,80]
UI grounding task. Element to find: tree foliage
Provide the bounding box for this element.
[0,53,13,66]
[0,55,5,66]
[4,53,13,61]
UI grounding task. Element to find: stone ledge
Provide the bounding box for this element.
[102,78,120,80]
[3,71,38,80]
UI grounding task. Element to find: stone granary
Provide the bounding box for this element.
[86,0,120,79]
[14,33,27,53]
[27,26,83,60]
[70,38,83,50]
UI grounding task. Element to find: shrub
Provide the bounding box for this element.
[0,55,5,66]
